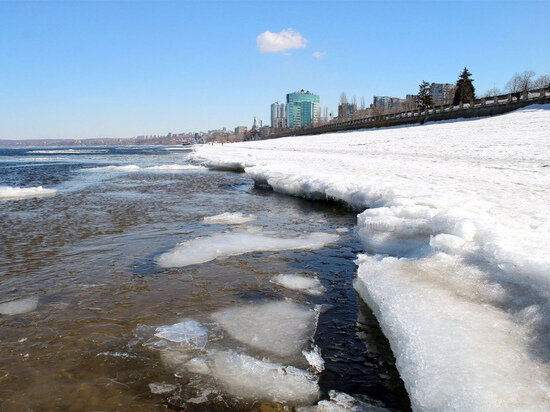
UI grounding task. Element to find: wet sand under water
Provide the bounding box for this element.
[0,152,410,411]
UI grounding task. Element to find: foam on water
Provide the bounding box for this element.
[0,297,38,315]
[211,350,319,404]
[143,164,207,171]
[85,165,141,172]
[211,301,319,357]
[156,231,338,268]
[203,212,258,225]
[271,274,326,296]
[0,186,56,200]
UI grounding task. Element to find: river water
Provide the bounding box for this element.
[0,146,410,411]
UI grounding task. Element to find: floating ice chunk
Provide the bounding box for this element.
[143,164,207,171]
[85,165,140,172]
[185,357,210,375]
[298,390,387,411]
[0,186,56,200]
[271,274,326,296]
[335,227,350,234]
[203,212,258,225]
[0,297,38,315]
[303,345,324,373]
[212,301,319,357]
[157,231,338,268]
[96,351,136,359]
[212,350,319,403]
[154,320,208,350]
[149,382,178,394]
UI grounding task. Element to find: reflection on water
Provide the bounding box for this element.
[0,147,410,411]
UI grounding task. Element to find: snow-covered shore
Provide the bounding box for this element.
[191,106,550,411]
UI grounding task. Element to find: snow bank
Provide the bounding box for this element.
[190,106,550,410]
[0,297,38,315]
[0,186,56,200]
[211,301,319,357]
[203,212,258,225]
[156,231,338,268]
[271,274,325,296]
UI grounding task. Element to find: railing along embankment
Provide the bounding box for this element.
[267,87,550,139]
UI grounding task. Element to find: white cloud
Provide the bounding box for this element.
[312,51,325,59]
[256,29,307,53]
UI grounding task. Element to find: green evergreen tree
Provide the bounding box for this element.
[417,80,432,109]
[452,67,475,105]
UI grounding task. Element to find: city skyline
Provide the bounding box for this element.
[1,1,549,139]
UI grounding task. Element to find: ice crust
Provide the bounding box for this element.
[191,106,550,410]
[0,297,38,315]
[157,231,338,268]
[211,301,319,356]
[0,186,56,200]
[271,274,326,296]
[212,350,319,403]
[84,164,205,172]
[203,212,258,225]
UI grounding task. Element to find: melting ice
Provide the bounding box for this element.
[157,231,338,268]
[203,212,258,225]
[0,297,38,315]
[211,301,319,357]
[271,274,326,296]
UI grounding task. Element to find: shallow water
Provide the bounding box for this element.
[0,146,410,410]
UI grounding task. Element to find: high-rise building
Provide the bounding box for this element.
[270,102,287,129]
[338,103,357,119]
[234,126,247,137]
[429,83,456,106]
[286,90,320,128]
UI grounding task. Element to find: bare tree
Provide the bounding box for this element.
[505,70,536,93]
[340,92,348,105]
[360,96,366,110]
[484,87,501,97]
[352,95,357,107]
[533,74,550,89]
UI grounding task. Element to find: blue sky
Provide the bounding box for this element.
[1,0,549,139]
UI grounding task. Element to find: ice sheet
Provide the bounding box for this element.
[212,350,319,403]
[0,186,56,200]
[211,301,319,357]
[271,274,326,296]
[0,297,38,315]
[154,320,208,349]
[203,212,258,225]
[157,231,338,268]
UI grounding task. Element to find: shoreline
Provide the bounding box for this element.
[190,105,550,410]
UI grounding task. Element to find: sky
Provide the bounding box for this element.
[1,0,549,140]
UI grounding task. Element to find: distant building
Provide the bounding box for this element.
[430,83,456,106]
[270,102,287,129]
[404,94,418,110]
[234,126,247,137]
[338,103,357,119]
[373,96,404,111]
[286,90,320,128]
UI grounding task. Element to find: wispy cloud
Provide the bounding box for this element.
[256,29,308,53]
[312,51,325,59]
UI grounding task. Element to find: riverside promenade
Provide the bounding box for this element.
[268,86,550,139]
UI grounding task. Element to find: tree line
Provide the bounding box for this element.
[417,68,549,109]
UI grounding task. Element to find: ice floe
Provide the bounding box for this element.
[157,231,338,268]
[0,297,38,315]
[154,320,208,350]
[271,274,326,296]
[212,350,319,403]
[211,301,319,357]
[190,106,550,410]
[0,186,56,200]
[203,212,258,225]
[149,382,178,394]
[298,390,387,411]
